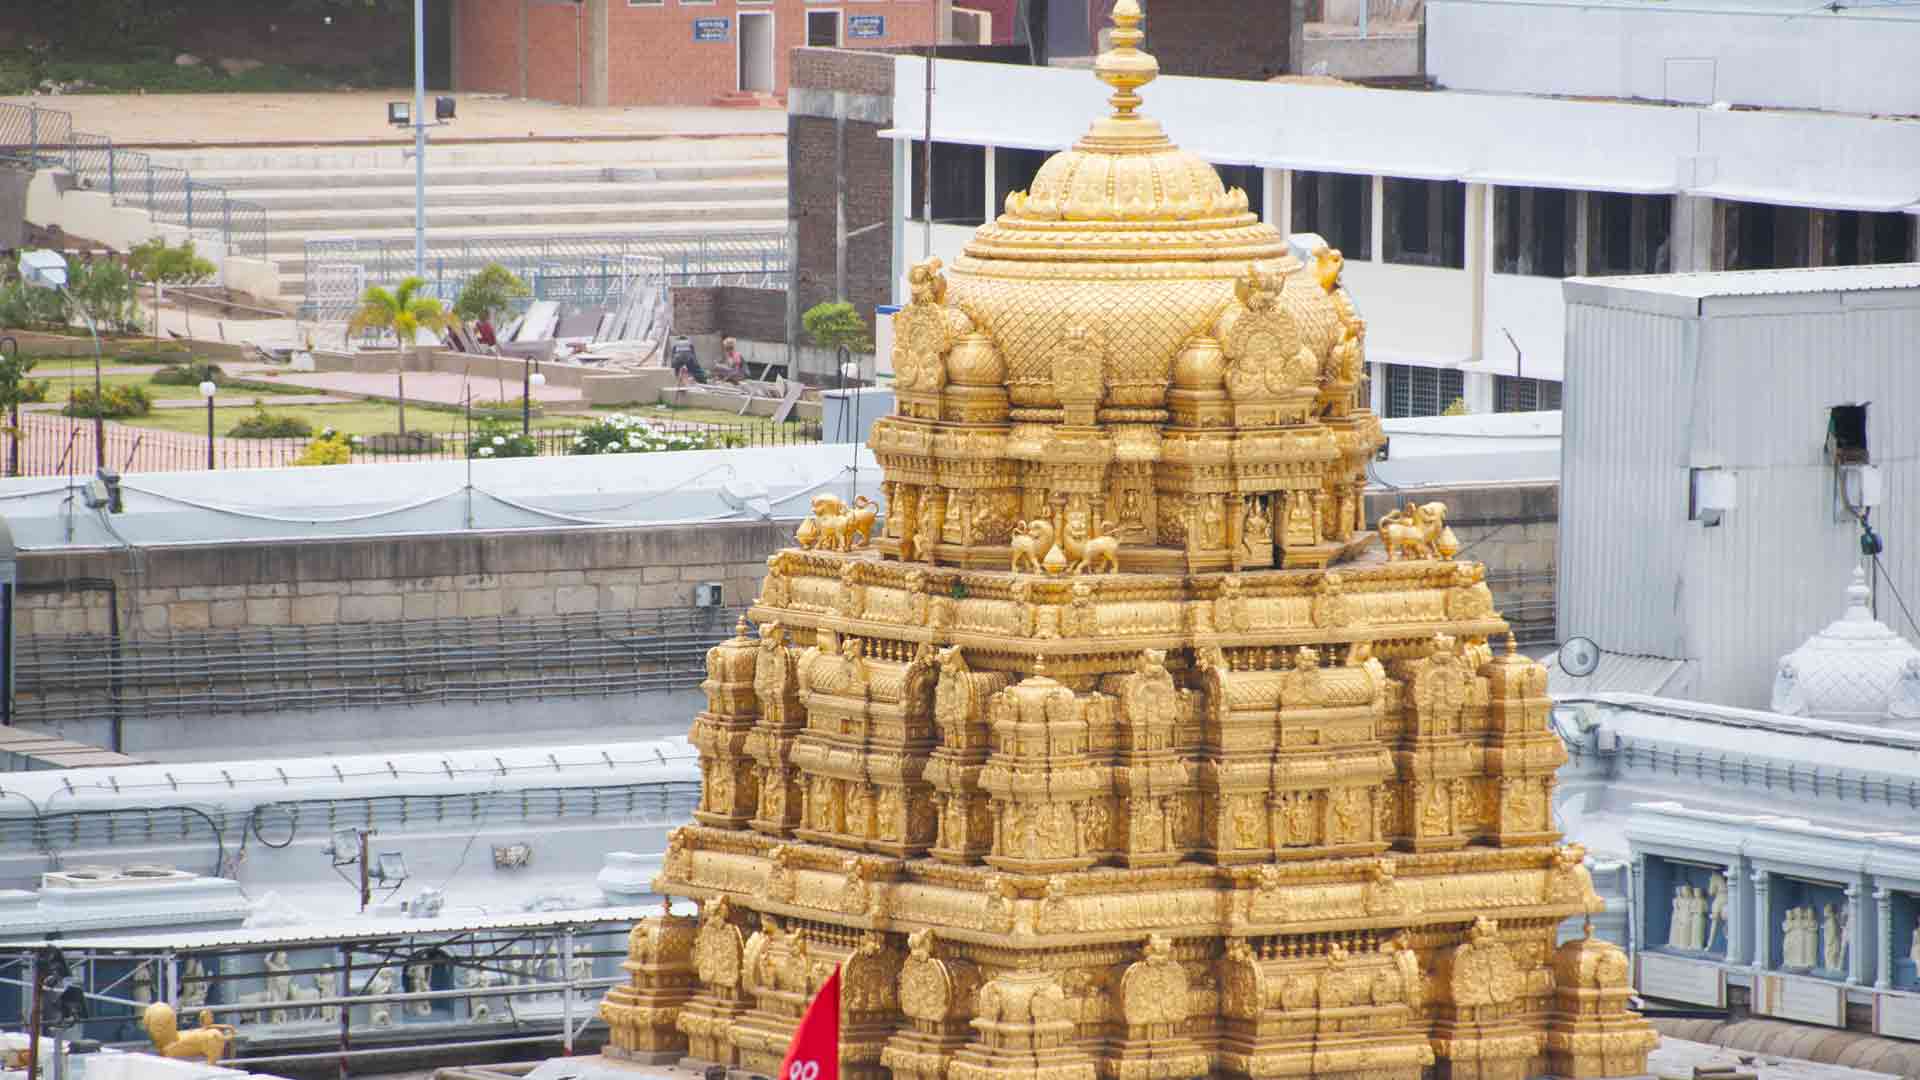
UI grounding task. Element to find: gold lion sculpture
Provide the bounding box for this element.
[142,1002,237,1066]
[848,496,879,548]
[1377,501,1449,561]
[797,495,856,551]
[1009,519,1056,575]
[1063,518,1121,575]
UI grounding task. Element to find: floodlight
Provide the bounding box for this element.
[18,250,67,290]
[374,851,409,885]
[387,101,411,127]
[328,827,361,863]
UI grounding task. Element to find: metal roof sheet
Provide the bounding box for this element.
[0,904,665,953]
[1566,262,1920,301]
[1547,652,1689,696]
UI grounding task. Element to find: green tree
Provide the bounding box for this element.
[346,276,451,436]
[453,263,531,399]
[128,237,216,340]
[65,258,141,335]
[0,347,38,477]
[453,263,530,325]
[802,301,874,355]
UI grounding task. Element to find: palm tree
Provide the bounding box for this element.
[347,276,451,437]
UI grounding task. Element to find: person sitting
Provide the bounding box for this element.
[713,337,748,384]
[669,337,707,384]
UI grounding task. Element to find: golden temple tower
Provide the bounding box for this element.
[601,5,1655,1078]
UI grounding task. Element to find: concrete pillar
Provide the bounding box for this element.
[1670,194,1716,273]
[587,0,611,106]
[1876,887,1893,990]
[517,0,530,99]
[1751,869,1771,971]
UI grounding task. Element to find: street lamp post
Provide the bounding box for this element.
[198,380,217,470]
[522,364,546,437]
[18,251,104,472]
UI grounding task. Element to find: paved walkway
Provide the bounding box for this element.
[1,92,786,145]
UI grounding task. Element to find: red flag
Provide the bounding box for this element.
[778,966,840,1080]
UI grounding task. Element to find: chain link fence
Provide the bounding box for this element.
[0,101,270,261]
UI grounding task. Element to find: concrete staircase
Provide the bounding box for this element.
[173,136,788,304]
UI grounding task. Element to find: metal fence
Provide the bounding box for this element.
[300,231,787,317]
[0,101,270,261]
[6,414,821,478]
[15,605,747,727]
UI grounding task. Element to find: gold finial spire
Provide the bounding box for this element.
[1092,0,1159,125]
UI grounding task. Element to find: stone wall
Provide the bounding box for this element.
[14,520,792,638]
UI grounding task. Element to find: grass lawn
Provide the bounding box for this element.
[117,402,593,439]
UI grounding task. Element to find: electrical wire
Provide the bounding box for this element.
[1873,553,1920,641]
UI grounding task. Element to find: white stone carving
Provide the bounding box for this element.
[1773,566,1920,725]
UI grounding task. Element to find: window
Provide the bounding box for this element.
[993,146,1052,218]
[1494,375,1562,413]
[1291,171,1370,260]
[1492,186,1575,278]
[806,10,839,46]
[1382,363,1465,419]
[910,141,987,227]
[1383,178,1465,268]
[1586,193,1672,276]
[1722,201,1811,271]
[1822,210,1914,266]
[1212,163,1265,222]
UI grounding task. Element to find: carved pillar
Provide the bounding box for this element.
[1848,883,1866,985]
[1751,870,1772,971]
[1877,887,1895,990]
[1630,855,1647,961]
[1724,861,1744,966]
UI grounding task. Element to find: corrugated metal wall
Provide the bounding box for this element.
[1559,303,1698,667]
[1561,287,1920,711]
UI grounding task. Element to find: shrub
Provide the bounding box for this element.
[226,403,313,439]
[150,360,225,386]
[14,379,48,404]
[62,384,152,419]
[566,414,723,456]
[468,420,538,459]
[0,279,69,331]
[802,301,873,355]
[292,431,354,467]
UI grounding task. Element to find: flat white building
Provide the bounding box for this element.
[882,46,1920,416]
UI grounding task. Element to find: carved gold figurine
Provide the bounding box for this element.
[600,5,1652,1079]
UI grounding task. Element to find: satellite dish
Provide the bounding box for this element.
[1558,637,1601,678]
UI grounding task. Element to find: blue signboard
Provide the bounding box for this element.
[692,17,730,42]
[848,14,886,38]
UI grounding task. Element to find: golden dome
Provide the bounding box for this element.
[941,0,1328,412]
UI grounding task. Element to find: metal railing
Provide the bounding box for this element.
[15,605,747,727]
[0,101,270,261]
[300,231,787,315]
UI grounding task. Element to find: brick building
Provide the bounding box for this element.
[452,0,945,107]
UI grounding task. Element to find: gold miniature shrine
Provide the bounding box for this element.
[600,4,1654,1078]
